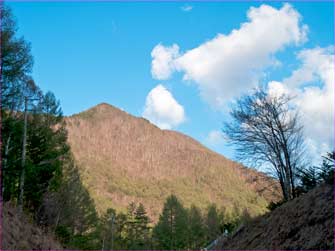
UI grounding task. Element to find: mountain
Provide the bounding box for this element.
[219,184,333,249]
[65,103,281,221]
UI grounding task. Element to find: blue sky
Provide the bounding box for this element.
[8,1,334,165]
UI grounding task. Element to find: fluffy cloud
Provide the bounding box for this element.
[151,3,308,107]
[268,81,290,98]
[142,84,185,129]
[206,130,225,146]
[151,44,180,80]
[269,47,334,162]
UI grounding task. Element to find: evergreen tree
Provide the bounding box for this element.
[100,208,116,250]
[42,159,100,250]
[153,194,188,250]
[114,212,127,249]
[188,204,206,249]
[134,203,151,249]
[24,91,68,210]
[318,152,334,185]
[205,204,221,243]
[1,4,33,112]
[125,202,137,249]
[1,5,69,214]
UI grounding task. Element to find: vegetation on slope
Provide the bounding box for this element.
[220,184,334,250]
[65,103,281,221]
[2,202,62,250]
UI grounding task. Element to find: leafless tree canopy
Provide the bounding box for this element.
[223,89,305,201]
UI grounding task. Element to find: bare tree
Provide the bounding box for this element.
[223,89,305,201]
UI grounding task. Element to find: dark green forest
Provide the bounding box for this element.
[1,4,333,250]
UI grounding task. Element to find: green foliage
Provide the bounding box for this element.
[55,225,71,244]
[1,5,69,214]
[153,195,189,250]
[267,200,285,211]
[205,204,222,242]
[1,4,33,111]
[297,166,319,192]
[95,202,153,250]
[188,205,206,249]
[297,152,334,193]
[319,152,334,185]
[133,203,151,249]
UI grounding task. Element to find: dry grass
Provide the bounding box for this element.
[2,202,62,250]
[65,103,281,221]
[221,184,334,250]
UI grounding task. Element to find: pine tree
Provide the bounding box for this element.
[100,208,116,250]
[125,202,137,249]
[153,194,188,250]
[114,212,127,249]
[134,203,151,249]
[188,205,206,249]
[205,204,221,243]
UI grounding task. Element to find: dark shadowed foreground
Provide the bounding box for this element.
[220,184,333,250]
[2,202,62,250]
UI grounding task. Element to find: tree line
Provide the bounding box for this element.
[1,4,68,214]
[52,193,248,250]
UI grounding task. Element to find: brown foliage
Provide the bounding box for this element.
[65,103,281,221]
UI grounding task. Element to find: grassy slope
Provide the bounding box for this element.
[2,202,62,250]
[65,103,281,221]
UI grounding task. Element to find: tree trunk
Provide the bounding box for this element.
[2,134,11,199]
[18,97,28,213]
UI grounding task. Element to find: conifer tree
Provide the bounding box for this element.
[125,202,137,249]
[153,195,188,250]
[134,203,151,249]
[205,204,221,243]
[188,204,206,249]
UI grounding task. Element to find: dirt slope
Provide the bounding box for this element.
[221,184,334,250]
[2,202,62,250]
[65,103,281,220]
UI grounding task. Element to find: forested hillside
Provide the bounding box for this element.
[65,103,281,221]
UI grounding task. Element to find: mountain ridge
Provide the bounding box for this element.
[64,102,281,221]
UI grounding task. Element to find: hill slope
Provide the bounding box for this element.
[220,184,333,250]
[2,202,62,250]
[65,103,281,220]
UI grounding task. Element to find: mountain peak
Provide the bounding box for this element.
[70,102,129,119]
[95,102,113,108]
[90,102,122,112]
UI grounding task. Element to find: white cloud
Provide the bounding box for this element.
[268,81,290,98]
[206,130,225,146]
[151,3,308,107]
[142,84,185,129]
[181,5,193,12]
[268,46,334,163]
[151,44,180,80]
